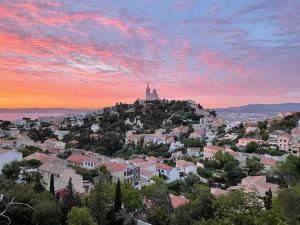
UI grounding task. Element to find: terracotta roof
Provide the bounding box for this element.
[139,161,156,169]
[240,176,279,196]
[66,154,89,164]
[170,194,189,208]
[128,158,146,164]
[24,152,56,164]
[211,188,228,197]
[260,158,277,167]
[147,156,161,161]
[156,163,173,171]
[176,160,194,168]
[104,162,127,172]
[140,169,155,178]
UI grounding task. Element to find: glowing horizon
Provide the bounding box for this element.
[0,0,299,109]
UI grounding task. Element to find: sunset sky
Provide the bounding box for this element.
[0,0,299,109]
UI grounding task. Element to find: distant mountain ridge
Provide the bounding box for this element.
[0,108,93,113]
[216,103,300,113]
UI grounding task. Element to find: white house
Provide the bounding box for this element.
[66,153,97,169]
[176,160,197,175]
[187,147,202,157]
[277,134,291,152]
[0,149,23,172]
[169,142,184,152]
[155,163,179,182]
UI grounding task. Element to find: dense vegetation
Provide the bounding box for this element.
[270,113,300,132]
[61,100,202,156]
[0,152,300,225]
[245,142,285,156]
[201,152,246,187]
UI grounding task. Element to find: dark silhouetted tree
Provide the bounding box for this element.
[62,178,81,220]
[49,174,55,196]
[264,188,272,210]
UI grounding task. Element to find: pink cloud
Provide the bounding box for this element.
[198,49,247,77]
[135,27,152,39]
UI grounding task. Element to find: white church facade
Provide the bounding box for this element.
[146,83,160,101]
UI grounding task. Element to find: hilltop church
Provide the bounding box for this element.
[146,83,160,101]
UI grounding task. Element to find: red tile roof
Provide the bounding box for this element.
[170,194,189,208]
[205,145,226,152]
[147,156,161,161]
[176,160,194,168]
[156,163,173,171]
[104,162,127,172]
[140,169,155,178]
[128,158,146,164]
[66,153,89,164]
[260,158,277,167]
[24,152,56,164]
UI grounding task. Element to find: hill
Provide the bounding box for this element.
[216,103,300,113]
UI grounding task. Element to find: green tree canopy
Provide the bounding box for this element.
[33,201,62,225]
[67,207,96,225]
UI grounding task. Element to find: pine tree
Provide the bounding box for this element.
[62,178,81,217]
[50,174,55,196]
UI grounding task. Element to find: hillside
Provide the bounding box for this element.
[62,100,205,156]
[216,103,300,113]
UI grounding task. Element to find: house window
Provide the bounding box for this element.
[124,172,126,176]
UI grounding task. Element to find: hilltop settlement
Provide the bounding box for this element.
[0,87,300,225]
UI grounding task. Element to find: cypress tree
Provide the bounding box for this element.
[110,179,123,225]
[50,174,55,196]
[114,179,122,212]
